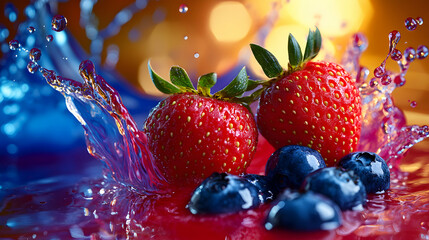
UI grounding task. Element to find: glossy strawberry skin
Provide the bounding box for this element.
[144,93,258,185]
[257,61,361,166]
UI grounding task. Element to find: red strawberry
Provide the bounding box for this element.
[250,28,361,166]
[144,65,258,185]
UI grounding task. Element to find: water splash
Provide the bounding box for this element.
[2,1,429,239]
[38,60,166,192]
[342,26,429,169]
[0,0,158,158]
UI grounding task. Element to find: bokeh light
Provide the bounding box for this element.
[209,2,252,42]
[281,0,372,37]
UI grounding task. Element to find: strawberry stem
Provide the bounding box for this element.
[197,72,217,97]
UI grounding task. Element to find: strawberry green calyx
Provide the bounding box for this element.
[303,28,322,62]
[148,61,251,104]
[197,72,217,96]
[213,67,248,99]
[250,27,322,77]
[250,44,283,78]
[288,27,322,72]
[288,33,303,68]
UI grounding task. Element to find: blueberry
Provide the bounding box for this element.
[265,190,342,231]
[188,173,262,214]
[265,145,326,190]
[243,174,274,203]
[302,167,367,211]
[338,151,390,194]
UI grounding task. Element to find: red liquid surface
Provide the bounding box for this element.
[2,138,428,239]
[86,138,429,239]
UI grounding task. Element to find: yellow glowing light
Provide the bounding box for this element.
[138,57,175,96]
[209,2,252,42]
[316,37,336,61]
[282,0,367,37]
[146,22,184,55]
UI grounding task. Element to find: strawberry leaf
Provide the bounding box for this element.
[303,29,315,61]
[148,61,181,94]
[170,66,194,90]
[215,67,248,98]
[197,72,217,96]
[250,44,283,78]
[288,33,303,68]
[303,27,322,61]
[313,27,322,56]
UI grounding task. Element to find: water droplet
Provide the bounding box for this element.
[416,45,428,59]
[405,17,418,31]
[416,17,424,25]
[8,39,19,50]
[369,78,378,88]
[194,52,199,58]
[410,101,417,108]
[352,33,368,52]
[374,66,385,78]
[29,48,41,62]
[27,26,36,33]
[46,35,53,42]
[51,15,67,32]
[179,4,189,13]
[389,30,401,46]
[27,61,39,74]
[380,74,392,85]
[184,35,188,40]
[391,49,402,61]
[404,47,416,62]
[394,75,406,87]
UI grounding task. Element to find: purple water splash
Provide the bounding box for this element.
[341,31,429,168]
[39,61,167,193]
